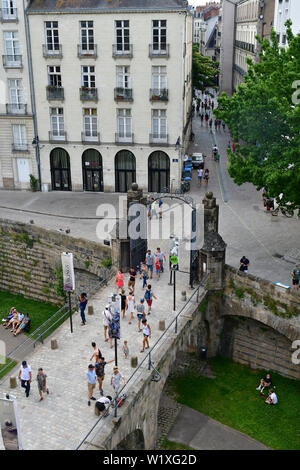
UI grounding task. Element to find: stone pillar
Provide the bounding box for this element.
[202,191,219,235]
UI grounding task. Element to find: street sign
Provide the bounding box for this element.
[170,255,178,265]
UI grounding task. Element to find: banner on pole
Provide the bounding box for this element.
[0,394,22,450]
[61,252,75,292]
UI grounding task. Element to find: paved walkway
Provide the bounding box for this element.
[167,406,269,450]
[0,240,199,450]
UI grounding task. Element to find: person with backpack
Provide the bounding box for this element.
[140,319,151,353]
[144,284,157,314]
[95,356,114,396]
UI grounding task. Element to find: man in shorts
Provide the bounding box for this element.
[291,265,300,290]
[86,364,97,406]
[137,298,146,332]
[145,250,154,279]
[197,168,203,185]
[128,266,137,292]
[95,395,112,417]
[144,284,157,314]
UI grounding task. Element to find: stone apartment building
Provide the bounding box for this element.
[273,0,300,48]
[0,0,37,190]
[23,0,193,193]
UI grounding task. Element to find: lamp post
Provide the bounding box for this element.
[31,135,44,191]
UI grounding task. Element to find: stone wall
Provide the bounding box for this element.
[0,219,112,305]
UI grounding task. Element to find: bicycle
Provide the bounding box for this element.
[271,206,293,218]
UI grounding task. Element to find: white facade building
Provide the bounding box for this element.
[0,0,37,190]
[26,0,193,193]
[274,0,300,48]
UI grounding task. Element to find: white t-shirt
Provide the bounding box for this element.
[20,365,31,381]
[270,393,278,404]
[96,397,110,405]
[102,309,112,327]
[198,169,203,177]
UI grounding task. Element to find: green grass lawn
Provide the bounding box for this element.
[170,356,300,450]
[0,357,17,380]
[0,290,59,336]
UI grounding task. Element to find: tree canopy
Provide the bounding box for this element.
[192,43,219,96]
[215,22,300,215]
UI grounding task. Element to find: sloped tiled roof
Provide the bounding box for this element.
[27,0,188,13]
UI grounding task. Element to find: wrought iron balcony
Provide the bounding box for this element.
[6,103,27,114]
[149,44,169,58]
[43,44,63,58]
[112,44,133,58]
[0,8,18,22]
[77,44,97,58]
[12,143,28,152]
[149,133,168,145]
[46,86,64,101]
[49,131,67,142]
[2,54,22,68]
[114,87,133,102]
[81,132,100,143]
[149,88,169,102]
[115,132,134,144]
[80,87,98,101]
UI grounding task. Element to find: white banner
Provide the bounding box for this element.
[0,394,22,450]
[61,252,75,292]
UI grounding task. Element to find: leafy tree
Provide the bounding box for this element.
[215,22,300,215]
[192,43,219,97]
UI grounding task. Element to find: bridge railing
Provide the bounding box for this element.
[75,274,208,450]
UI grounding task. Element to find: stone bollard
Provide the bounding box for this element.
[10,376,17,389]
[181,291,187,301]
[158,320,166,331]
[131,356,138,368]
[51,339,58,350]
[88,305,94,316]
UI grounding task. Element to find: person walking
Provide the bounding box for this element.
[155,248,166,273]
[95,356,114,396]
[141,263,148,289]
[122,341,129,359]
[291,265,300,290]
[111,366,126,395]
[158,199,163,219]
[128,266,137,293]
[120,289,127,318]
[145,250,154,279]
[86,364,97,406]
[151,199,158,219]
[18,360,31,398]
[136,298,146,332]
[155,257,162,281]
[204,169,210,186]
[140,319,151,353]
[37,368,49,402]
[116,269,124,293]
[90,342,102,363]
[78,292,88,326]
[127,292,136,325]
[200,113,204,125]
[144,284,157,314]
[197,168,203,186]
[102,305,112,343]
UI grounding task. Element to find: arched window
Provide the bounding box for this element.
[148,151,170,192]
[115,150,136,192]
[50,148,71,191]
[82,149,103,192]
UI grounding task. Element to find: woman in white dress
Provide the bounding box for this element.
[126,292,136,325]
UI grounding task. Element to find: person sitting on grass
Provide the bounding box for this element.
[13,314,30,336]
[265,389,278,405]
[9,311,24,332]
[256,373,272,395]
[2,307,17,326]
[4,309,18,329]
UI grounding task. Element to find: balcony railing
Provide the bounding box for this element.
[46,86,64,101]
[77,44,97,58]
[112,44,133,58]
[115,132,134,144]
[49,131,67,142]
[43,44,63,58]
[12,143,28,152]
[149,133,168,145]
[81,132,100,143]
[80,87,98,101]
[0,8,18,22]
[114,87,133,102]
[235,40,255,53]
[150,88,169,102]
[6,103,27,115]
[149,44,169,58]
[2,54,22,68]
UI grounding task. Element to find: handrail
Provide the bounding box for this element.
[75,274,208,450]
[0,273,109,382]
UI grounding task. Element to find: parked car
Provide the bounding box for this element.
[192,153,205,169]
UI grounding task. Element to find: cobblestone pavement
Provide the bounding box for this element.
[0,238,200,450]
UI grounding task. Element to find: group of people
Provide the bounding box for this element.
[256,373,278,405]
[2,307,30,336]
[18,360,49,402]
[197,168,210,186]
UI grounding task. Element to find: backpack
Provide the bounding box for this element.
[145,289,151,300]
